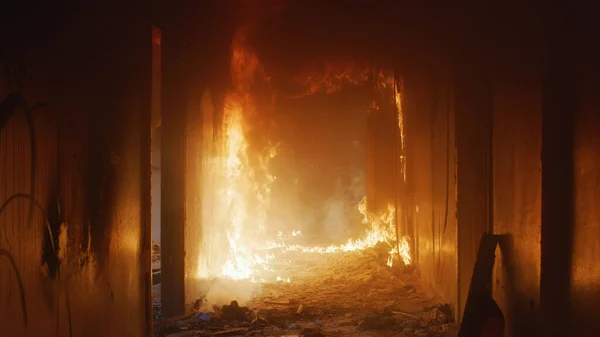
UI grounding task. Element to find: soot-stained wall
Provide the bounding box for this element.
[355,3,600,335]
[366,85,398,215]
[569,39,600,337]
[398,5,545,329]
[454,62,493,320]
[402,64,458,317]
[0,4,152,336]
[491,60,542,337]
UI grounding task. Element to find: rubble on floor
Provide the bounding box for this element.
[153,245,459,337]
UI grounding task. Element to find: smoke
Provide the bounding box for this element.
[202,279,256,307]
[322,198,346,241]
[320,171,366,243]
[264,134,366,245]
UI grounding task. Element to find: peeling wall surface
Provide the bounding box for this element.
[0,4,151,336]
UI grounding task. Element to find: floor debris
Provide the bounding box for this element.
[264,300,291,305]
[154,247,459,336]
[211,327,248,336]
[392,310,420,320]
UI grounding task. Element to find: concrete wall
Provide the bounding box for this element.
[0,4,152,336]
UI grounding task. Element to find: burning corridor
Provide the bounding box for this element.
[3,2,600,337]
[152,20,445,336]
[191,26,409,284]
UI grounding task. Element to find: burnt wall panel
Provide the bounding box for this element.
[367,97,397,214]
[491,64,542,336]
[184,80,207,303]
[406,67,458,317]
[570,53,600,337]
[160,23,188,317]
[455,64,492,318]
[405,73,433,283]
[541,5,600,335]
[0,106,58,334]
[366,109,376,211]
[0,5,152,336]
[431,76,458,315]
[540,4,576,336]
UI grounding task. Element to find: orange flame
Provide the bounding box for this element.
[283,197,411,268]
[197,29,411,283]
[293,60,371,96]
[217,27,279,280]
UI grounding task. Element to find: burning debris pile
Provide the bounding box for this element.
[154,245,456,337]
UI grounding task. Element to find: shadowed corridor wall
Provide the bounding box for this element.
[0,5,152,336]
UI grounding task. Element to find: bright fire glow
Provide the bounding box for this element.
[197,28,412,284]
[285,197,396,253]
[196,27,281,281]
[394,77,406,183]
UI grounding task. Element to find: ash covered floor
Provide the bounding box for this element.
[154,245,458,337]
